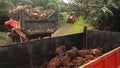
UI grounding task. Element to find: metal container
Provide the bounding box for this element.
[20,9,58,35]
[0,30,120,68]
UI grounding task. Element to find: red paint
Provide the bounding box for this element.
[81,47,120,68]
[4,19,20,29]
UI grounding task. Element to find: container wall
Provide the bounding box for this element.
[25,33,84,67]
[116,48,120,68]
[81,47,120,68]
[1,30,120,68]
[20,10,58,35]
[0,43,30,68]
[86,30,120,52]
[0,33,83,68]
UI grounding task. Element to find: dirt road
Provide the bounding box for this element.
[52,23,73,37]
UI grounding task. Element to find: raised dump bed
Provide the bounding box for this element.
[5,8,58,42]
[20,9,58,35]
[0,30,120,68]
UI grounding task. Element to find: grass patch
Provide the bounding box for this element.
[0,32,8,45]
[67,17,94,34]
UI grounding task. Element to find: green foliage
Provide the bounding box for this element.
[0,0,12,17]
[0,32,8,44]
[59,12,68,20]
[58,11,69,24]
[0,0,31,17]
[67,0,120,30]
[0,0,120,31]
[46,2,57,9]
[68,17,94,34]
[0,0,67,23]
[0,32,8,39]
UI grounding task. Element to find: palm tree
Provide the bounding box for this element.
[88,0,119,29]
[67,0,119,30]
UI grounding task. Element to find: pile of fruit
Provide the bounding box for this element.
[42,46,102,68]
[9,5,53,21]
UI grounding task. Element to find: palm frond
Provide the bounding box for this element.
[101,6,113,16]
[46,2,57,9]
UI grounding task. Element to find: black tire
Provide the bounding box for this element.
[11,31,20,42]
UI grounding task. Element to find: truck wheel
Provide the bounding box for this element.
[11,34,20,42]
[10,30,21,43]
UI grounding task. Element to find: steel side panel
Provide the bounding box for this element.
[82,47,120,68]
[105,53,116,68]
[90,56,105,68]
[117,49,120,68]
[82,64,91,68]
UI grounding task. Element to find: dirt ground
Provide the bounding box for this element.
[52,23,73,37]
[0,32,8,46]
